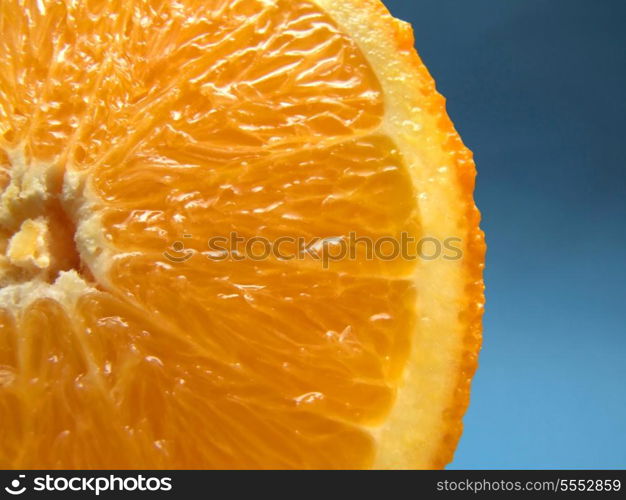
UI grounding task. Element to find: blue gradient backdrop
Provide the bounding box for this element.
[382,0,626,469]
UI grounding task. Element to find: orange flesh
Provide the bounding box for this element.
[0,0,429,468]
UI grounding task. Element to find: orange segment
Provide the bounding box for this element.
[93,135,419,278]
[1,0,382,163]
[0,0,485,469]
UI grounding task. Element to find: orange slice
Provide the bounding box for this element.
[0,0,485,469]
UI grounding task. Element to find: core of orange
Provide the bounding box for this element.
[0,0,485,469]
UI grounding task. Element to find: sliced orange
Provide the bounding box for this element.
[0,0,484,469]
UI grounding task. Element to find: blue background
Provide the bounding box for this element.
[383,0,626,469]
